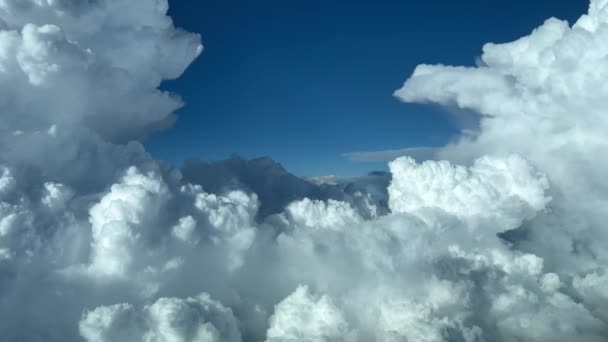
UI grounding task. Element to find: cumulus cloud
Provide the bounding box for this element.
[1,0,608,341]
[388,154,550,232]
[80,293,241,342]
[266,285,350,342]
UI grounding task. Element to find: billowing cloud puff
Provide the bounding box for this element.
[0,0,202,143]
[1,0,608,341]
[388,155,550,232]
[284,198,363,230]
[393,0,608,339]
[266,285,350,342]
[88,166,170,277]
[80,293,241,342]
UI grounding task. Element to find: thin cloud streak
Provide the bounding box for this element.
[342,146,439,162]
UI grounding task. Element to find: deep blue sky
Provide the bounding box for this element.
[148,0,588,177]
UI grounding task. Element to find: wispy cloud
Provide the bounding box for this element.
[342,146,439,162]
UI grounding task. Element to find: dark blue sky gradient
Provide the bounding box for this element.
[148,0,588,176]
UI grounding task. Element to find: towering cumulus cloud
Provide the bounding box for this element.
[0,0,607,341]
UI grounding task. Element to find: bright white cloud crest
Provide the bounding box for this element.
[0,0,607,341]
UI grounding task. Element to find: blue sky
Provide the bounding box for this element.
[148,0,587,177]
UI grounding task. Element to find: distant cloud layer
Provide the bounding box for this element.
[343,146,439,162]
[0,0,607,341]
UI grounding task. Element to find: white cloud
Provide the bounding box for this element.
[266,285,350,342]
[388,154,550,233]
[80,293,241,342]
[0,0,608,341]
[392,0,608,338]
[284,198,363,230]
[88,167,170,278]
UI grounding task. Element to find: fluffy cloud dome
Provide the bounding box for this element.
[265,285,350,342]
[79,293,241,342]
